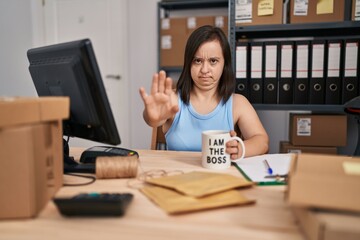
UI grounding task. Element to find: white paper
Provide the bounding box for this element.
[215,16,225,28]
[293,0,308,16]
[187,17,196,29]
[235,0,252,23]
[233,153,293,183]
[355,0,360,21]
[161,18,170,30]
[296,118,311,136]
[161,35,172,49]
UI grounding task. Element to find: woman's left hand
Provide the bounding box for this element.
[226,130,243,160]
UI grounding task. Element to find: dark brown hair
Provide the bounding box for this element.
[176,25,235,105]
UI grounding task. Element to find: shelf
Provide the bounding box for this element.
[160,66,183,72]
[159,0,228,10]
[252,104,345,113]
[235,21,360,39]
[158,0,229,73]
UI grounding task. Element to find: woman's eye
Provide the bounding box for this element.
[193,58,202,64]
[210,59,218,65]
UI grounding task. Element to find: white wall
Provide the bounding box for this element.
[0,0,37,97]
[128,0,159,150]
[0,0,357,155]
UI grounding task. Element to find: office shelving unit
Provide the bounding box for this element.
[157,0,359,112]
[157,0,229,73]
[229,0,360,112]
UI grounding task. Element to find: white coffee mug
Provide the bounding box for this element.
[201,130,245,170]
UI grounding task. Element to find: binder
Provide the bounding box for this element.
[235,42,249,99]
[249,42,264,103]
[342,39,359,104]
[294,41,310,104]
[325,40,343,104]
[279,41,294,104]
[263,42,279,104]
[309,40,326,104]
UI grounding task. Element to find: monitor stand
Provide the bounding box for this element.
[62,138,96,174]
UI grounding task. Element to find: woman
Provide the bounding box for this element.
[139,25,269,159]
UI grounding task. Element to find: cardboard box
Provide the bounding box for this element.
[292,207,360,240]
[236,0,283,26]
[186,16,228,36]
[290,0,346,24]
[280,141,337,155]
[160,18,187,67]
[160,16,228,68]
[287,153,360,213]
[0,97,69,219]
[289,114,347,147]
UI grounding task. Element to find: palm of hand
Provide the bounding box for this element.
[144,91,178,122]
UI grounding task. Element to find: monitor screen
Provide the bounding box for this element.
[27,39,121,146]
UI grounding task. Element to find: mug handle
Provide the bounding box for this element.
[228,136,245,161]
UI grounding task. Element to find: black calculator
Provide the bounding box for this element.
[54,193,134,217]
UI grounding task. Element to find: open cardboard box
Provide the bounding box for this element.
[0,97,69,219]
[286,153,360,213]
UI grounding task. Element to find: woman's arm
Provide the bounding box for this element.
[230,94,269,158]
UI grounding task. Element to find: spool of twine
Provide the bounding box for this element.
[95,155,139,179]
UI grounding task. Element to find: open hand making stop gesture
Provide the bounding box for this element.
[139,70,179,127]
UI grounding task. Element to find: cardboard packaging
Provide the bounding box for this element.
[290,0,346,24]
[287,153,360,213]
[0,97,69,219]
[292,207,360,240]
[160,16,228,68]
[186,16,228,36]
[160,17,187,67]
[289,114,347,147]
[280,141,337,155]
[236,0,283,26]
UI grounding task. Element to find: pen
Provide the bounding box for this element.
[263,159,273,175]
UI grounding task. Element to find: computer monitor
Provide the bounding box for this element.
[27,39,123,172]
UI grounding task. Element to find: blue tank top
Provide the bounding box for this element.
[165,94,234,151]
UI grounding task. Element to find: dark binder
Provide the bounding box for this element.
[294,41,310,104]
[342,39,359,104]
[249,42,264,103]
[325,40,343,104]
[235,42,249,99]
[263,42,279,104]
[279,41,294,104]
[309,40,326,104]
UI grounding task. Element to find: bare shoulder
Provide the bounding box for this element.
[232,93,257,118]
[232,93,252,108]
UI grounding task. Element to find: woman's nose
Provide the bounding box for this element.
[200,62,209,73]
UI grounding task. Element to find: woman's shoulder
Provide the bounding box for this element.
[232,93,250,105]
[232,93,254,113]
